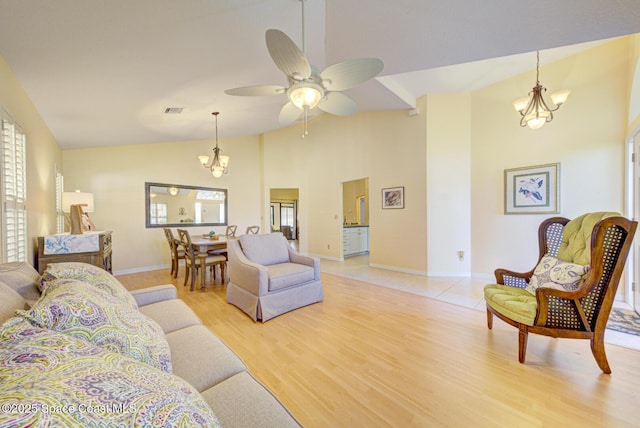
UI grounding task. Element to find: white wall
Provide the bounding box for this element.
[62,136,261,274]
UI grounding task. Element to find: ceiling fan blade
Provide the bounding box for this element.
[279,102,302,125]
[266,29,311,80]
[318,92,358,116]
[320,58,384,91]
[225,85,286,96]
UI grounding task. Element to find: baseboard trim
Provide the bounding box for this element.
[313,254,343,262]
[368,263,428,277]
[114,264,168,276]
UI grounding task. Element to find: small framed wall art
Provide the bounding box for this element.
[504,163,560,214]
[382,186,404,209]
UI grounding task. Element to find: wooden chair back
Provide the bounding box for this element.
[246,225,260,234]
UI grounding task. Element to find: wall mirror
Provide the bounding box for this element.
[145,182,227,228]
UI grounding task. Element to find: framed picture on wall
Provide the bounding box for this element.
[504,163,560,214]
[382,186,404,209]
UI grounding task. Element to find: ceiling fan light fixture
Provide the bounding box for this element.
[287,82,324,110]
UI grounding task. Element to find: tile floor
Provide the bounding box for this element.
[320,254,640,351]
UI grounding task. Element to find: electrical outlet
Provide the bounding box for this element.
[457,250,464,261]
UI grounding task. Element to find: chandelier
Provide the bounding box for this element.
[198,112,230,178]
[512,51,570,129]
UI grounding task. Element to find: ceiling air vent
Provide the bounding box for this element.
[163,107,184,114]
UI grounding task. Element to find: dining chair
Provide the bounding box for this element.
[177,229,226,291]
[163,228,185,278]
[225,225,238,237]
[246,225,260,234]
[208,224,238,260]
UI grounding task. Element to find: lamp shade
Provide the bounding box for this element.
[62,191,94,213]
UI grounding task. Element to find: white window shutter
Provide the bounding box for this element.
[1,108,28,262]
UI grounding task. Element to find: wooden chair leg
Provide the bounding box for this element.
[183,263,190,287]
[591,333,611,374]
[486,308,493,329]
[220,262,225,284]
[518,325,528,363]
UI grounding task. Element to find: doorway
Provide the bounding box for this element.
[270,188,299,244]
[342,178,370,260]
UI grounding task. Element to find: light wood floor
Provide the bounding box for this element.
[117,268,640,427]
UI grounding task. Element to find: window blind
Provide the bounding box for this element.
[1,108,27,262]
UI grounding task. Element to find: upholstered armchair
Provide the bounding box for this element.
[484,212,637,373]
[226,232,324,322]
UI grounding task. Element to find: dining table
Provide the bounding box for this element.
[188,235,230,290]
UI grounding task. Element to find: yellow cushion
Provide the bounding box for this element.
[484,284,537,326]
[557,212,618,265]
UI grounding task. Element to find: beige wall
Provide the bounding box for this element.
[470,37,631,277]
[62,136,261,273]
[3,35,638,279]
[629,34,640,133]
[261,99,428,273]
[58,37,639,277]
[0,55,62,265]
[426,92,472,275]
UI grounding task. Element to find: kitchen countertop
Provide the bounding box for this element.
[343,224,369,228]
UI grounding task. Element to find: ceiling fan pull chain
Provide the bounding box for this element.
[302,108,309,138]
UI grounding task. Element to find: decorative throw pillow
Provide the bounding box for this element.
[40,262,137,309]
[525,255,590,295]
[17,280,172,372]
[0,317,220,427]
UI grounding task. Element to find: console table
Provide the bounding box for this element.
[36,231,112,274]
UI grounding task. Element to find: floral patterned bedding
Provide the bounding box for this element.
[17,279,172,372]
[0,317,221,427]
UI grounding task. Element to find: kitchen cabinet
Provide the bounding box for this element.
[343,226,369,257]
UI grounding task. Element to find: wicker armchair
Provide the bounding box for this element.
[484,213,637,373]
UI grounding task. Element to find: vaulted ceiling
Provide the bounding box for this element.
[1,0,639,149]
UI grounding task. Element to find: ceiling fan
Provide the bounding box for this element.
[224,0,383,135]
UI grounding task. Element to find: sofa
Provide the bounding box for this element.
[0,261,300,427]
[226,232,324,322]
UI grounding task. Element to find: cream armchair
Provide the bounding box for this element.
[226,232,324,322]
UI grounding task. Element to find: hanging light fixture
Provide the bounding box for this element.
[198,112,230,178]
[512,51,571,130]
